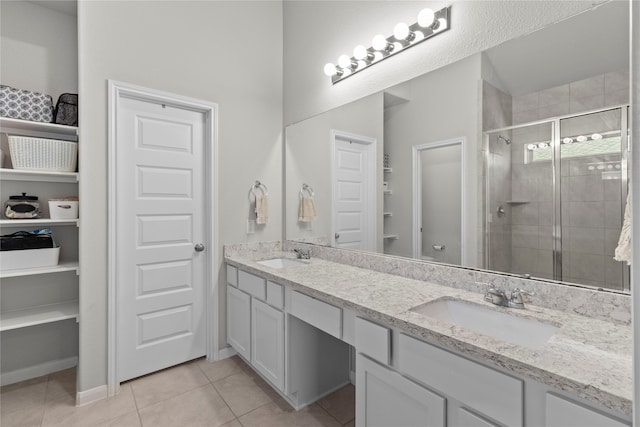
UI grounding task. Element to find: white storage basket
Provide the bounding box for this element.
[8,136,78,172]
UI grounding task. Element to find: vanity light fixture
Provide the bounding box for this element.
[323,5,451,84]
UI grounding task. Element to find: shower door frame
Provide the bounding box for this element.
[483,104,630,292]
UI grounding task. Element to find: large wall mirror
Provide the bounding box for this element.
[285,1,631,293]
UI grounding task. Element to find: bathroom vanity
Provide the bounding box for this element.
[224,242,632,427]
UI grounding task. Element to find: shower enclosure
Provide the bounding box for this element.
[484,106,630,292]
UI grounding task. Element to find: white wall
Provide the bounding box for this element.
[78,1,283,392]
[283,0,606,126]
[0,1,78,102]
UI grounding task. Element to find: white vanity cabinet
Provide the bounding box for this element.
[226,266,285,391]
[354,317,445,427]
[545,393,629,427]
[226,285,251,360]
[356,354,445,427]
[251,298,284,390]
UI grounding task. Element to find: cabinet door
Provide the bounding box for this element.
[251,299,284,391]
[545,393,630,427]
[227,286,251,360]
[356,354,445,427]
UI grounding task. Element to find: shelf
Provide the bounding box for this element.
[383,234,399,240]
[383,212,393,217]
[0,219,78,227]
[0,300,79,331]
[0,262,79,278]
[505,200,530,204]
[383,167,393,173]
[383,190,393,195]
[0,168,78,183]
[0,117,78,141]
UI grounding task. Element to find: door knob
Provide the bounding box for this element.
[335,233,340,240]
[194,243,205,252]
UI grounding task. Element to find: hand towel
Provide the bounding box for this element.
[614,188,631,265]
[255,194,269,225]
[298,195,317,222]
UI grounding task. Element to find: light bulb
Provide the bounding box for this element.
[338,54,353,69]
[576,135,588,142]
[323,63,337,77]
[538,142,549,149]
[527,144,536,150]
[353,45,368,61]
[393,22,410,40]
[591,133,603,140]
[372,34,389,51]
[437,18,447,30]
[562,137,573,144]
[417,8,435,27]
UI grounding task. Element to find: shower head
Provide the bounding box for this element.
[498,135,512,145]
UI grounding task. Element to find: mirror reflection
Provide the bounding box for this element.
[285,1,630,292]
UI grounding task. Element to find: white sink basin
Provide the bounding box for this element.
[410,298,559,349]
[256,258,308,269]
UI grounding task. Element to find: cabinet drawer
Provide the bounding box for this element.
[290,290,341,338]
[398,333,523,427]
[238,270,266,300]
[545,393,630,427]
[355,317,390,365]
[226,264,238,287]
[266,281,283,309]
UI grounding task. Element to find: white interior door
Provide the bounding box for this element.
[332,132,376,251]
[116,95,207,382]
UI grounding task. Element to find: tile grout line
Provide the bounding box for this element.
[196,361,248,424]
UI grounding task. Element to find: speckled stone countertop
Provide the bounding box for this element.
[224,250,632,416]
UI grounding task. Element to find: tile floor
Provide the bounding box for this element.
[0,356,355,427]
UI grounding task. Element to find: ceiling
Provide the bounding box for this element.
[484,0,629,96]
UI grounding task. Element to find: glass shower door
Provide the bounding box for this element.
[485,121,554,279]
[558,107,629,291]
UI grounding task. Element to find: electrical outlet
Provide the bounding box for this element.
[246,219,256,234]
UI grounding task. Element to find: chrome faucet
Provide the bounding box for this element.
[292,248,311,260]
[484,285,534,309]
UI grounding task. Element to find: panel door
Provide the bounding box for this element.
[333,135,374,251]
[251,298,284,391]
[356,354,445,427]
[116,95,207,381]
[227,286,251,360]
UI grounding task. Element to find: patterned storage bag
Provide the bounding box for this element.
[0,85,54,123]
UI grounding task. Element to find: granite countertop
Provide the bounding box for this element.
[225,251,632,416]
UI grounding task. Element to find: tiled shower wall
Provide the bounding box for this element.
[507,69,630,289]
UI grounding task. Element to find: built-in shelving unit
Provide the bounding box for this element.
[0,118,80,385]
[0,168,78,183]
[0,301,79,332]
[0,262,79,279]
[0,218,78,227]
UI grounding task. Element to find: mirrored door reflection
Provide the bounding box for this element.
[485,106,630,291]
[559,107,629,291]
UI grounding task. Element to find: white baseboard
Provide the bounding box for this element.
[0,356,77,386]
[76,384,108,406]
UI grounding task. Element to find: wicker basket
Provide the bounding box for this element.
[8,136,78,172]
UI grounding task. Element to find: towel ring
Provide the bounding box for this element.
[299,183,314,199]
[249,180,268,201]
